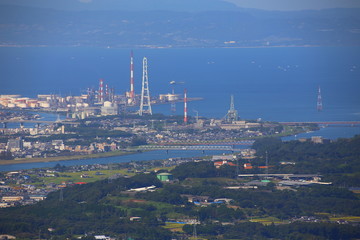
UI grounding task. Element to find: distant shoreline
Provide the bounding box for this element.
[0,44,353,49]
[0,150,137,166]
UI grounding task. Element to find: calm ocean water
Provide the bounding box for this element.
[1,47,359,121]
[0,47,360,171]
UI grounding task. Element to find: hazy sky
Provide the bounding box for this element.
[224,0,360,11]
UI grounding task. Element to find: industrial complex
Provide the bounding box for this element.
[0,51,199,120]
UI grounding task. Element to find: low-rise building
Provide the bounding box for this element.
[2,196,25,202]
[29,195,47,201]
[156,173,173,182]
[220,121,261,130]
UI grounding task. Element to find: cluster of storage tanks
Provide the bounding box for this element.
[0,95,51,109]
[0,94,93,110]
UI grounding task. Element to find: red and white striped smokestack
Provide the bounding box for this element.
[105,84,109,100]
[184,88,188,124]
[130,50,135,99]
[99,79,104,103]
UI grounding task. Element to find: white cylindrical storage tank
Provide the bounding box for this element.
[29,102,38,108]
[39,102,50,108]
[17,103,28,108]
[104,101,112,107]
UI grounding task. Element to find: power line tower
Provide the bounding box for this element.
[317,86,323,112]
[191,219,199,240]
[193,223,198,240]
[139,57,152,116]
[224,94,238,123]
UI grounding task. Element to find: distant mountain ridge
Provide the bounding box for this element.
[0,4,359,48]
[0,0,239,12]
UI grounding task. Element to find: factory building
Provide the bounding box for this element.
[156,173,173,182]
[159,93,180,102]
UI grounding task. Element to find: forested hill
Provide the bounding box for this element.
[1,161,360,239]
[0,174,171,240]
[0,5,359,47]
[1,135,360,239]
[252,135,360,185]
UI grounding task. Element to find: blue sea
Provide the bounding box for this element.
[1,47,359,122]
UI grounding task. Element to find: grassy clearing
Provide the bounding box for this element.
[249,216,285,225]
[315,213,360,222]
[315,212,330,217]
[38,169,135,184]
[148,166,176,172]
[145,200,174,210]
[163,222,186,232]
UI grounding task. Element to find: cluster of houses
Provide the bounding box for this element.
[0,137,121,159]
[0,170,58,208]
[0,164,123,208]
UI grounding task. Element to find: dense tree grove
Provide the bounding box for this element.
[171,161,217,180]
[183,222,360,240]
[0,175,172,240]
